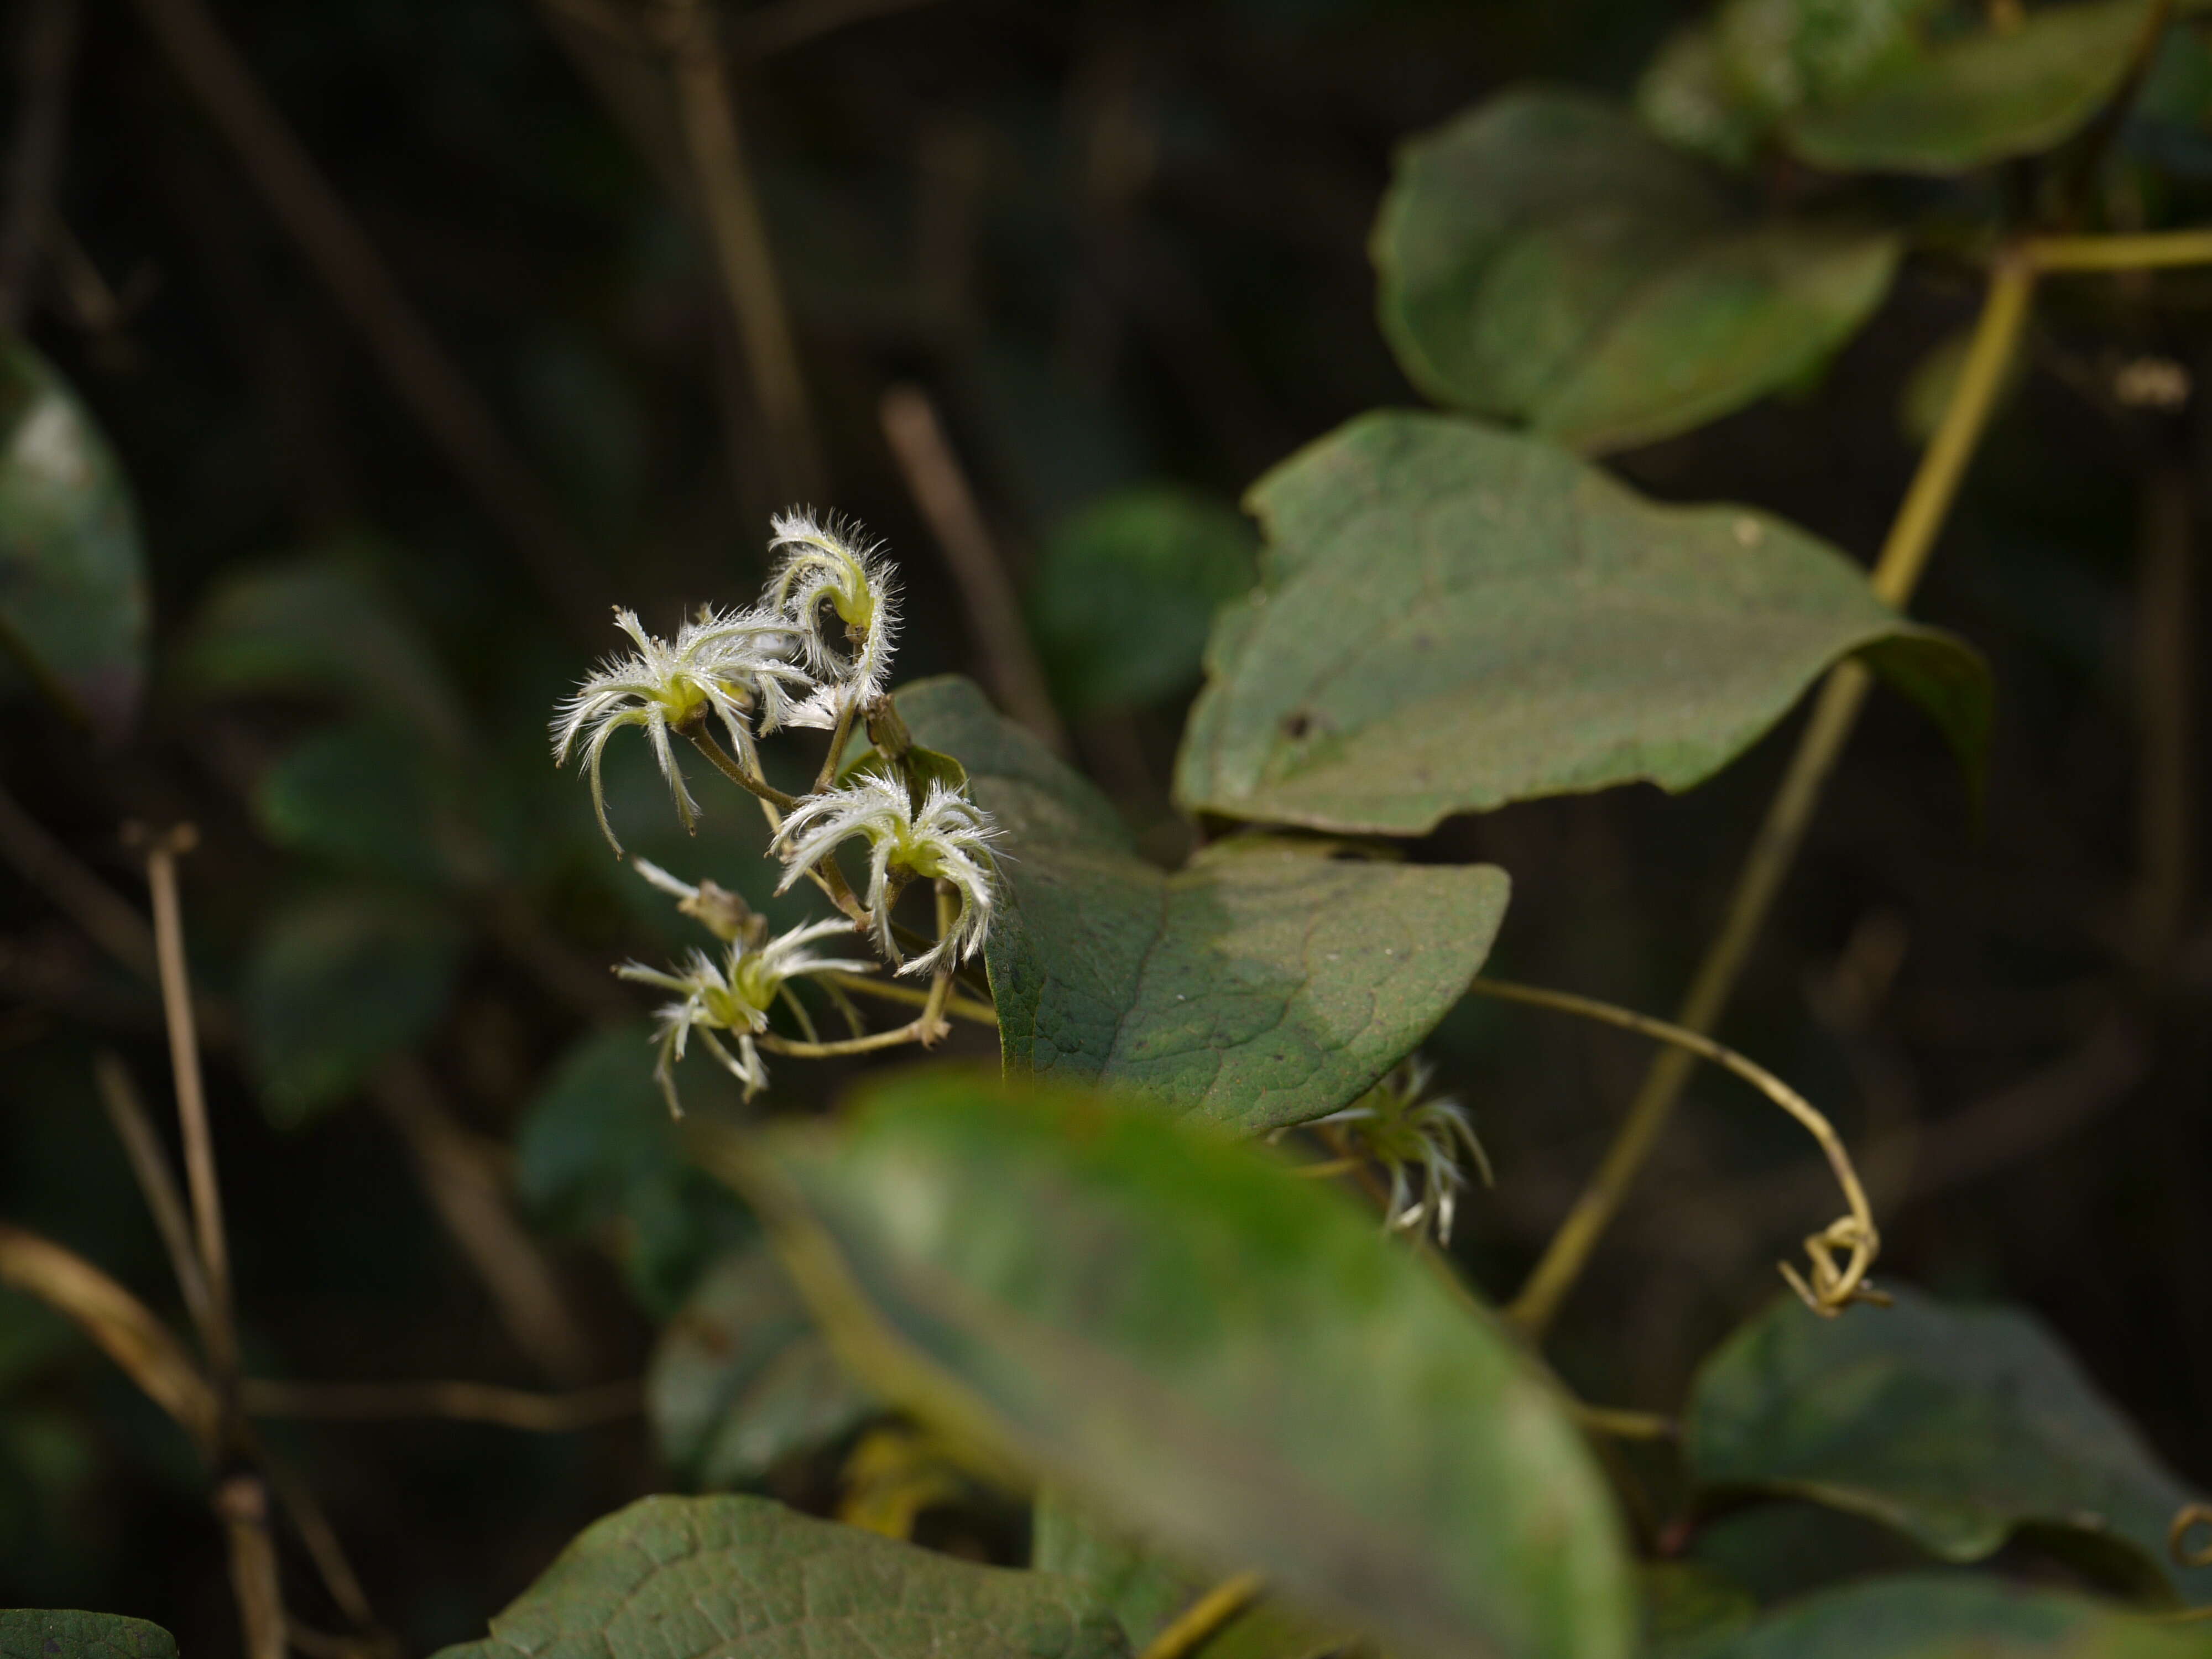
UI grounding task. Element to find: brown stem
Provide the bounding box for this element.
[662,0,823,499]
[93,1051,215,1344]
[2132,463,2194,969]
[243,1376,643,1432]
[0,0,82,333]
[879,384,1071,754]
[684,723,800,811]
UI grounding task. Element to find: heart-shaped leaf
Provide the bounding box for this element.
[427,1493,1129,1659]
[898,676,1510,1131]
[0,1613,176,1659]
[0,339,148,740]
[1682,1574,2212,1658]
[724,1066,1635,1659]
[1174,411,1990,836]
[649,1240,875,1486]
[1687,1287,2212,1604]
[1782,0,2156,174]
[1373,90,1900,453]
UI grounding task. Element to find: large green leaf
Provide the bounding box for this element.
[1687,1287,2212,1604]
[1173,411,1989,836]
[242,890,466,1127]
[728,1067,1635,1659]
[1685,1575,2212,1658]
[0,338,148,739]
[1783,0,2156,174]
[1027,486,1258,716]
[0,1612,177,1659]
[1373,90,1899,453]
[649,1240,875,1486]
[899,676,1510,1131]
[427,1493,1129,1659]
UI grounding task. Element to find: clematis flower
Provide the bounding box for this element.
[770,773,1000,975]
[552,606,813,853]
[766,510,899,727]
[615,918,874,1113]
[1310,1057,1491,1245]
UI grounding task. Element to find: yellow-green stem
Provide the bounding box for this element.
[2028,227,2212,272]
[819,970,997,1026]
[1136,1573,1265,1659]
[1506,254,2035,1337]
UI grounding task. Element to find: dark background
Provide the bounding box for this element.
[1,0,2206,1648]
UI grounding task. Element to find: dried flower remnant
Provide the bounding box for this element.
[1311,1058,1491,1245]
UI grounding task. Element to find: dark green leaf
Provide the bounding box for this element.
[0,338,148,739]
[900,676,1511,1131]
[1783,0,2156,174]
[243,890,466,1127]
[0,1611,178,1659]
[1373,90,1899,452]
[1686,1287,2212,1604]
[1174,411,1990,835]
[1032,1489,1208,1650]
[649,1240,874,1486]
[178,549,469,751]
[426,1492,1130,1659]
[515,1025,750,1317]
[1684,1575,2212,1658]
[255,718,495,887]
[1642,1563,1757,1658]
[732,1067,1635,1659]
[1028,486,1258,715]
[1637,24,1770,166]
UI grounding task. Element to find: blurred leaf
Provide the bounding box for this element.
[1684,1499,1938,1606]
[1373,90,1899,453]
[255,718,494,887]
[649,1240,874,1487]
[178,550,469,751]
[243,890,466,1128]
[1783,0,2156,174]
[426,1492,1130,1659]
[1028,487,1258,716]
[0,1612,177,1659]
[1896,326,2028,448]
[0,337,148,740]
[735,1066,1635,1659]
[1175,411,1991,836]
[1682,1574,2212,1658]
[1642,1562,1757,1657]
[1687,1287,2212,1604]
[1637,24,1771,166]
[900,677,1511,1131]
[515,1025,750,1317]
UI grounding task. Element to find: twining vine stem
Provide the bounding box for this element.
[1469,978,1881,1316]
[1504,253,2038,1336]
[1134,1572,1266,1659]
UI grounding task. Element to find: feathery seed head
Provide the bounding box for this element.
[614,917,874,1113]
[551,604,813,854]
[1312,1057,1490,1245]
[768,510,900,722]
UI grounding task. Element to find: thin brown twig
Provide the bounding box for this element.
[2132,463,2194,968]
[369,1057,594,1385]
[243,1376,643,1432]
[128,824,237,1376]
[661,0,823,499]
[124,0,605,634]
[730,0,950,59]
[0,0,81,333]
[879,384,1070,754]
[92,1051,215,1341]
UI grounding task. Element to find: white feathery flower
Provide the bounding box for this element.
[628,855,765,947]
[1311,1057,1491,1245]
[770,773,1000,975]
[552,605,813,853]
[615,918,874,1113]
[766,510,899,724]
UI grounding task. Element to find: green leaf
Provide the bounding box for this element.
[649,1240,874,1486]
[1642,1563,1757,1658]
[731,1066,1636,1659]
[1028,486,1259,715]
[255,718,495,888]
[0,338,148,739]
[243,890,466,1127]
[1174,411,1990,836]
[0,1611,178,1659]
[1373,90,1900,453]
[179,549,469,752]
[1783,0,2157,175]
[427,1492,1130,1659]
[899,676,1511,1131]
[1683,1575,2212,1658]
[1686,1287,2212,1604]
[1636,24,1772,168]
[515,1025,750,1317]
